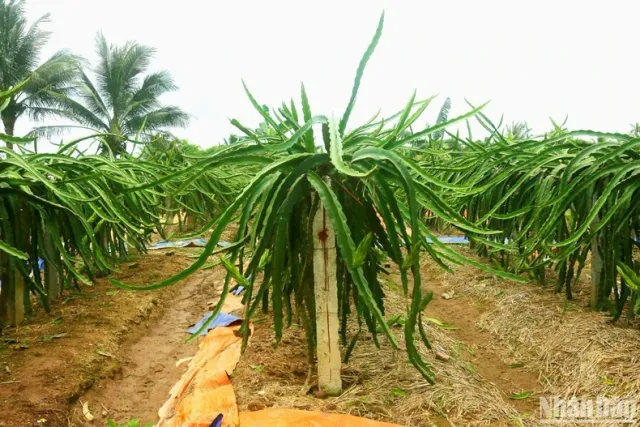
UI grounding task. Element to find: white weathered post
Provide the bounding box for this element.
[312,198,342,396]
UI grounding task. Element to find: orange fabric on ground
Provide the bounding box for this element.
[157,313,404,426]
[238,408,403,426]
[174,384,237,426]
[157,326,245,427]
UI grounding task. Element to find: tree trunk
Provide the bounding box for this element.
[0,198,29,326]
[0,250,9,328]
[312,199,342,396]
[0,205,10,327]
[18,199,30,318]
[2,115,15,150]
[1,117,22,325]
[44,231,61,301]
[0,254,25,326]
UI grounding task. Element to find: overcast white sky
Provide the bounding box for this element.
[18,0,640,150]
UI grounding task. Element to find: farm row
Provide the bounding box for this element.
[1,7,638,395]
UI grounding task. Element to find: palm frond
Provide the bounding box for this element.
[0,1,80,137]
[0,0,51,85]
[122,70,176,117]
[41,91,107,130]
[27,124,99,139]
[23,50,81,99]
[76,70,110,119]
[124,106,189,135]
[12,12,51,78]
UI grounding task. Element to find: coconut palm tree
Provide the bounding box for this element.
[0,0,79,148]
[31,33,189,156]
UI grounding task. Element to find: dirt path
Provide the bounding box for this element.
[2,246,638,426]
[76,266,225,425]
[418,261,541,415]
[230,258,546,426]
[0,250,224,427]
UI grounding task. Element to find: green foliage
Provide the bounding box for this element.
[509,391,533,400]
[29,33,189,155]
[0,99,240,324]
[107,419,152,427]
[0,0,79,142]
[505,121,532,140]
[138,136,202,164]
[418,115,640,319]
[431,97,451,141]
[115,12,512,384]
[2,5,638,389]
[137,134,249,235]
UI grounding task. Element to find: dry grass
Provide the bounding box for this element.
[438,247,640,426]
[344,290,524,426]
[232,279,528,426]
[232,247,640,427]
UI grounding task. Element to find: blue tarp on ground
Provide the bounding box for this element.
[426,237,640,245]
[229,273,252,296]
[230,284,245,296]
[186,312,242,335]
[147,239,232,250]
[426,236,470,244]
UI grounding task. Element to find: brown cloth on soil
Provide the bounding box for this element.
[157,325,244,426]
[157,323,403,426]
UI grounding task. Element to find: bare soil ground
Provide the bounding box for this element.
[232,248,640,427]
[232,257,540,426]
[1,244,639,427]
[0,249,218,427]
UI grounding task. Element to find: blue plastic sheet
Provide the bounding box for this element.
[426,236,469,244]
[423,236,640,246]
[186,312,242,335]
[230,285,245,296]
[210,414,223,427]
